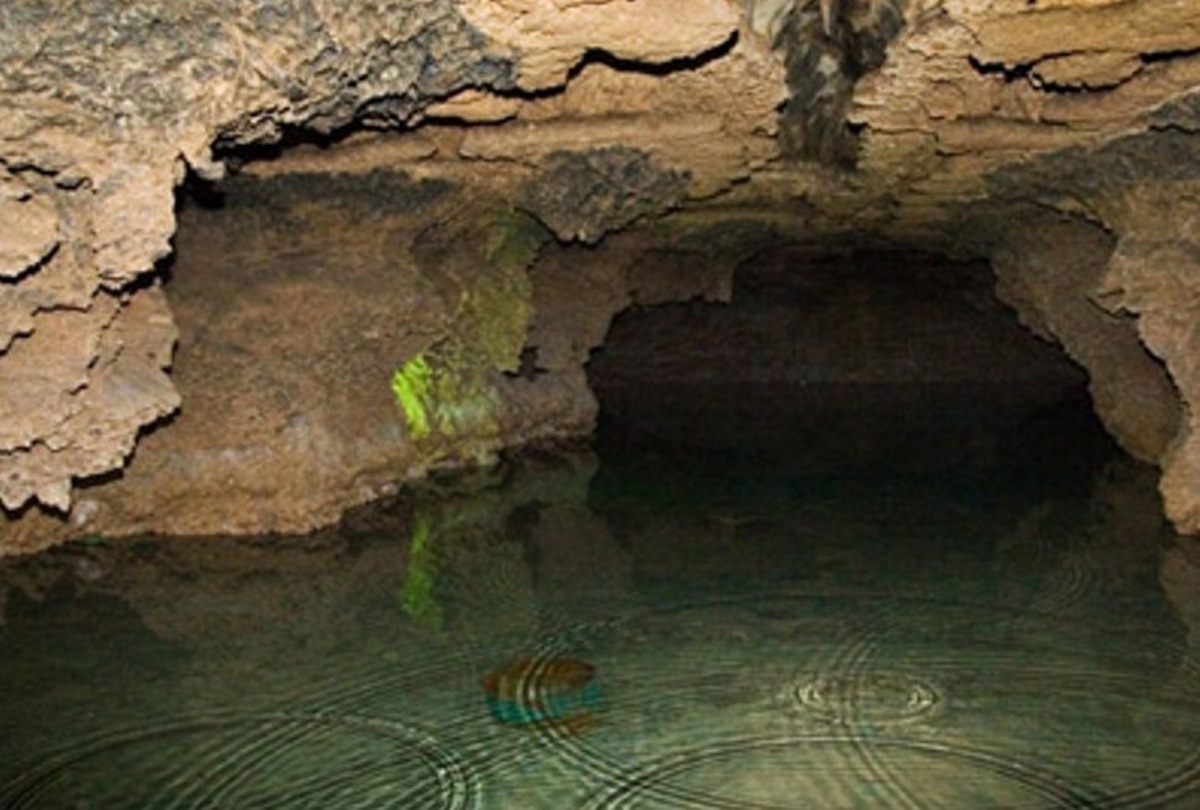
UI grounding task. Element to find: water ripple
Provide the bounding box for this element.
[0,711,477,810]
[790,670,943,727]
[579,733,1101,810]
[494,591,1200,808]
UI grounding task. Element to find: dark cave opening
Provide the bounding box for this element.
[585,245,1119,491]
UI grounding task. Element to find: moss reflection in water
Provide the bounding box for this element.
[399,511,442,629]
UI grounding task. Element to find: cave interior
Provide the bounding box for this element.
[5,0,1200,805]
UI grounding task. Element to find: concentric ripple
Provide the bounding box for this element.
[791,670,943,727]
[481,594,930,799]
[580,734,1100,810]
[0,711,477,810]
[478,591,1200,809]
[1027,552,1101,617]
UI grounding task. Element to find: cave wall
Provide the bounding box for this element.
[18,168,752,542]
[0,0,524,543]
[3,0,1200,552]
[0,0,779,549]
[991,215,1180,467]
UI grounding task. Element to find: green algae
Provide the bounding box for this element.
[390,207,547,454]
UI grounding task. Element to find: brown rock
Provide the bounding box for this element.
[0,194,59,281]
[1031,50,1142,90]
[993,217,1181,466]
[458,0,739,88]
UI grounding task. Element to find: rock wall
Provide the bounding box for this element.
[986,131,1200,531]
[1098,177,1200,535]
[0,0,522,534]
[991,215,1180,467]
[3,0,1200,551]
[0,0,772,552]
[19,168,754,543]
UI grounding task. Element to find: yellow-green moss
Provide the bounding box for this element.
[459,274,532,373]
[391,354,433,440]
[390,207,545,456]
[473,209,542,371]
[427,344,502,439]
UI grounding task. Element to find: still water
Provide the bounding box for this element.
[3,398,1200,808]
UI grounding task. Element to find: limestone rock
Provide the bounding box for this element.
[423,89,523,123]
[518,147,689,243]
[458,0,740,88]
[90,159,182,289]
[1094,187,1200,535]
[456,30,787,199]
[972,3,1200,70]
[0,0,523,530]
[1030,51,1142,91]
[0,192,59,281]
[992,217,1181,467]
[0,287,178,513]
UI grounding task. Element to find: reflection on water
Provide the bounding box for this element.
[3,416,1200,808]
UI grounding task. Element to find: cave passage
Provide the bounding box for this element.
[582,244,1130,592]
[586,245,1117,481]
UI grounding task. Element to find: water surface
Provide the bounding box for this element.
[3,405,1200,808]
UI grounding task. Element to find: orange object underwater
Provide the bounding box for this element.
[482,657,601,727]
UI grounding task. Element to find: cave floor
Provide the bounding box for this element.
[3,400,1200,808]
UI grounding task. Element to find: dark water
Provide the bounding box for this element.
[4,399,1200,808]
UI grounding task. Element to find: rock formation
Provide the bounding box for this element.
[3,0,1200,553]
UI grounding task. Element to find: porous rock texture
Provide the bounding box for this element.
[3,0,1200,552]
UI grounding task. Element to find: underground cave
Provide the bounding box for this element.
[5,0,1200,806]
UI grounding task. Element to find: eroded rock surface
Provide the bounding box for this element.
[3,0,1200,550]
[991,216,1181,467]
